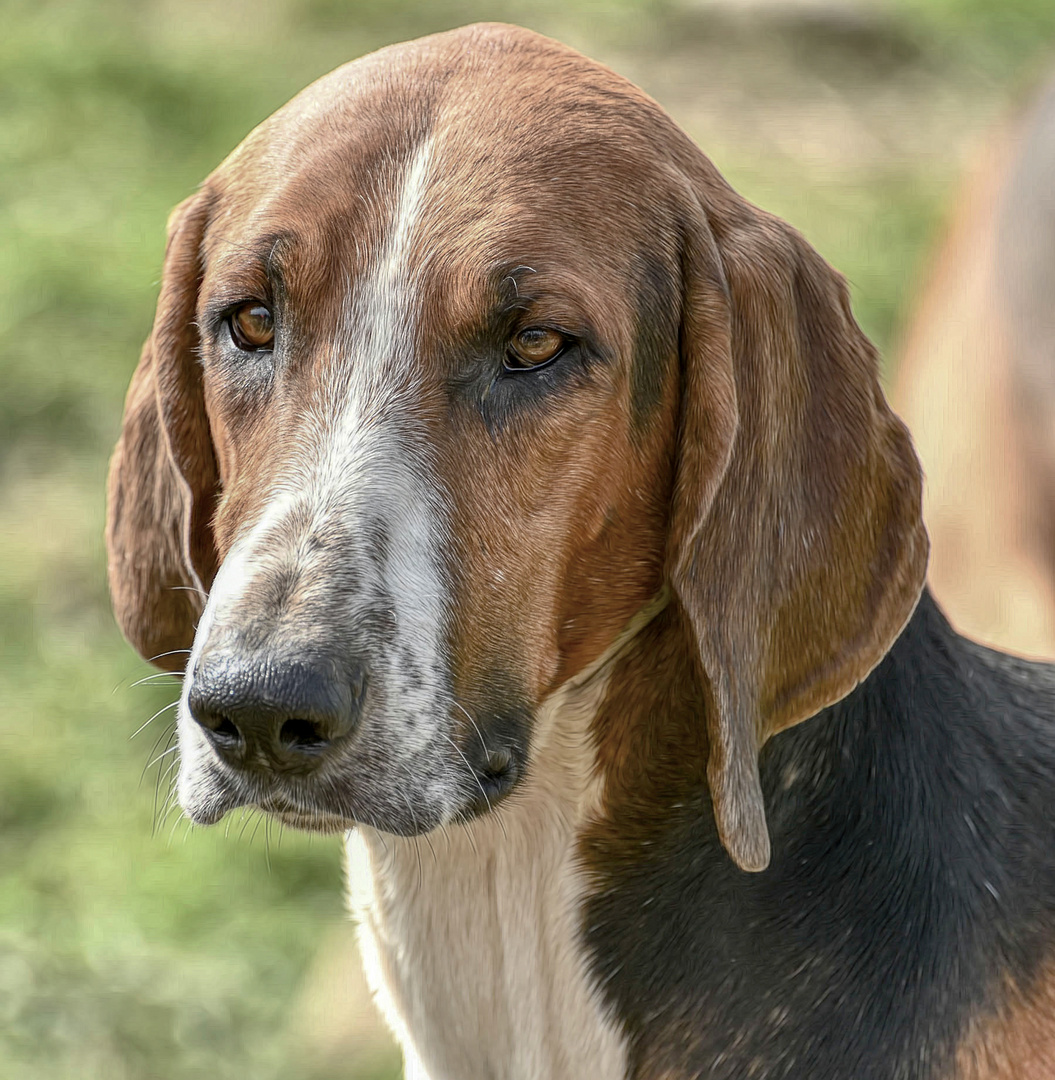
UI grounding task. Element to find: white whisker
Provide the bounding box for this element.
[130,699,179,740]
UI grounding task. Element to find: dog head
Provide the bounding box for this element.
[107,24,926,869]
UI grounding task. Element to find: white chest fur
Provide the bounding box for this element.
[344,621,651,1080]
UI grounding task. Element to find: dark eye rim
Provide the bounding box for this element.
[502,326,571,373]
[226,301,275,353]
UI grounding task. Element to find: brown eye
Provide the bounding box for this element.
[229,302,274,351]
[506,327,565,370]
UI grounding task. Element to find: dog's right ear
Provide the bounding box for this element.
[106,192,220,671]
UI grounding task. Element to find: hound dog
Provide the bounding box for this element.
[106,24,1055,1080]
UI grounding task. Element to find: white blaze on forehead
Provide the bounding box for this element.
[313,136,449,759]
[253,133,445,631]
[179,136,457,808]
[379,136,433,319]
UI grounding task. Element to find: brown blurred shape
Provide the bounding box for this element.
[895,71,1055,660]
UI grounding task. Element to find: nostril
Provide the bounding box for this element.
[212,716,242,748]
[279,717,329,754]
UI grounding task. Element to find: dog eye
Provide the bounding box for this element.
[505,327,566,370]
[228,302,274,351]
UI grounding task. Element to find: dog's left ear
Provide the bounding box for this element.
[667,170,928,872]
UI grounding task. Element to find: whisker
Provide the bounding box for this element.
[130,671,184,689]
[154,756,181,832]
[395,789,425,890]
[147,648,193,665]
[155,768,182,828]
[454,701,493,758]
[441,733,486,804]
[140,721,177,791]
[225,808,245,840]
[146,743,179,771]
[167,808,189,846]
[455,707,511,843]
[445,731,509,844]
[422,828,437,865]
[130,700,179,740]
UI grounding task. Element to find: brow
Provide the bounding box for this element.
[489,263,539,316]
[209,229,295,270]
[200,232,296,323]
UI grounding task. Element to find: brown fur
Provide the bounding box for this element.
[955,962,1055,1079]
[106,194,219,670]
[661,172,928,868]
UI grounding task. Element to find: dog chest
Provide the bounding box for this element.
[345,673,629,1080]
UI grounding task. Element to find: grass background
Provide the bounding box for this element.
[2,0,1054,1076]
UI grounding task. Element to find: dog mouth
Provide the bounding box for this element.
[178,759,351,831]
[458,747,519,816]
[254,751,521,834]
[179,720,527,834]
[182,777,361,833]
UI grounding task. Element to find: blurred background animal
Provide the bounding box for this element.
[895,69,1055,661]
[4,2,1055,1078]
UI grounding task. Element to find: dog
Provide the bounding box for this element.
[895,70,1055,660]
[106,23,1055,1079]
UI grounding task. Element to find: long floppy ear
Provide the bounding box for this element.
[669,175,928,872]
[106,192,220,672]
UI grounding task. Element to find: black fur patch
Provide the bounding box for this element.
[582,590,1055,1078]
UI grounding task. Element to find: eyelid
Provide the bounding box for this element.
[203,294,272,335]
[201,285,267,317]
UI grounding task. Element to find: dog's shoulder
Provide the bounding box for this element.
[582,590,1055,1079]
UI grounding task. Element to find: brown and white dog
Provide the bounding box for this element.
[107,24,1055,1080]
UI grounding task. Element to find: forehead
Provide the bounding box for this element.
[199,27,684,305]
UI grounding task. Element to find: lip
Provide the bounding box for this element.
[180,725,526,834]
[272,810,351,833]
[257,796,353,833]
[452,751,521,823]
[180,768,247,826]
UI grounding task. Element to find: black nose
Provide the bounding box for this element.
[187,651,366,772]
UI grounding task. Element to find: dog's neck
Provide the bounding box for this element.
[345,596,668,1080]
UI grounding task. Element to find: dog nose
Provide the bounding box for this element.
[187,651,366,771]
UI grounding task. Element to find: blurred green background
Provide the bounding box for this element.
[2,0,1054,1076]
